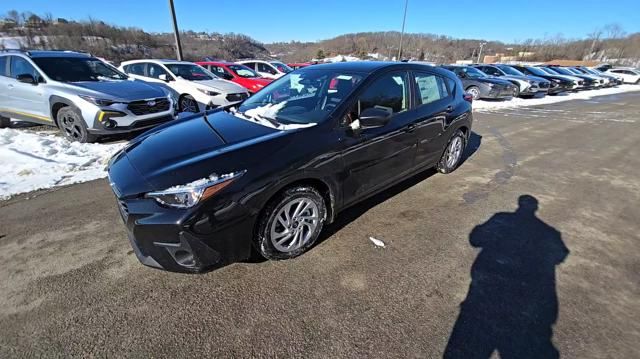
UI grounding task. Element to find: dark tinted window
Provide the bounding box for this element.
[10,56,40,80]
[482,66,501,76]
[148,63,169,79]
[356,72,409,115]
[124,63,145,75]
[257,62,277,75]
[32,57,127,82]
[0,56,7,77]
[415,72,449,105]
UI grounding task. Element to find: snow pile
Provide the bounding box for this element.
[473,85,640,111]
[323,55,361,63]
[0,128,125,199]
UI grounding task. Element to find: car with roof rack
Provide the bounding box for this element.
[0,49,176,143]
[119,59,249,113]
[195,61,273,94]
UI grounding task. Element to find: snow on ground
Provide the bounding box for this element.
[0,128,125,199]
[473,85,640,111]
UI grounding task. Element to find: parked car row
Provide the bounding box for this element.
[438,63,633,101]
[1,48,638,144]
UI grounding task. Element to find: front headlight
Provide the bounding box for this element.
[79,95,119,107]
[197,88,220,96]
[551,78,561,83]
[146,171,246,208]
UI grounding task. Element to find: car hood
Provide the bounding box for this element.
[181,78,247,93]
[119,110,282,192]
[67,79,167,101]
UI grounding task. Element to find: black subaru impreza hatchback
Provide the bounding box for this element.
[107,62,473,272]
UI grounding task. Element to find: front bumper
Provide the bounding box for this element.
[482,86,515,99]
[89,114,175,135]
[114,193,255,273]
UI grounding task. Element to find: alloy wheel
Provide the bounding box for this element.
[180,97,198,113]
[446,136,463,168]
[468,87,480,100]
[60,113,84,140]
[270,198,320,253]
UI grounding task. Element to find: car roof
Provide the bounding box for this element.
[302,61,457,79]
[1,50,92,58]
[122,59,194,65]
[197,61,239,66]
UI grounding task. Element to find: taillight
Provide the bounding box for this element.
[463,93,473,103]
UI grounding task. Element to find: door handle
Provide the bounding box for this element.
[445,105,454,113]
[405,124,416,133]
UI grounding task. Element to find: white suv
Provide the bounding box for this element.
[237,60,293,80]
[606,68,640,84]
[120,60,250,113]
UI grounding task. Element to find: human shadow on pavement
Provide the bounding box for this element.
[444,195,569,359]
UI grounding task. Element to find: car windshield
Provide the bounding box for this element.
[497,65,525,76]
[551,67,573,75]
[539,67,556,74]
[524,67,548,76]
[271,62,293,73]
[228,64,261,78]
[461,67,487,78]
[567,68,582,74]
[166,63,215,81]
[237,69,364,125]
[32,57,128,82]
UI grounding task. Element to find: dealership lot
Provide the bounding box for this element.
[1,92,639,357]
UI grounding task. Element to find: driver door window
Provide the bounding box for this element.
[147,63,170,80]
[354,72,409,117]
[258,63,277,75]
[10,56,41,80]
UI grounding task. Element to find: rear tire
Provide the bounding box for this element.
[254,186,326,260]
[57,107,97,143]
[0,115,10,128]
[437,130,467,174]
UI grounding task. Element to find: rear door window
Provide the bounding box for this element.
[414,72,449,106]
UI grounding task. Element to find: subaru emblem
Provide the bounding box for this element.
[146,100,156,107]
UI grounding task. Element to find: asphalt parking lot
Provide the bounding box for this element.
[1,92,639,358]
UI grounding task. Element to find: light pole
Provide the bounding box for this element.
[476,42,486,63]
[397,0,409,61]
[168,0,183,60]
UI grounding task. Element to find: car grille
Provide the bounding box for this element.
[226,93,249,103]
[538,82,550,89]
[130,115,174,129]
[578,81,584,86]
[128,98,171,115]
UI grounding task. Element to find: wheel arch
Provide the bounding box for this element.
[48,96,76,127]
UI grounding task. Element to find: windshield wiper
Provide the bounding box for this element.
[254,114,281,128]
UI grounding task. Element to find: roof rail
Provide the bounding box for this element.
[0,49,28,54]
[1,49,92,57]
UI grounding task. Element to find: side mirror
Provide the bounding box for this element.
[16,74,36,85]
[359,107,391,129]
[159,74,170,82]
[458,72,467,79]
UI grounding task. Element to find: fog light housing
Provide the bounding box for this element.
[98,111,125,129]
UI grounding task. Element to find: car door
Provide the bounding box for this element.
[340,71,417,204]
[6,56,49,121]
[0,56,8,110]
[412,71,454,166]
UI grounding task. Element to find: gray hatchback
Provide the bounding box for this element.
[0,50,176,142]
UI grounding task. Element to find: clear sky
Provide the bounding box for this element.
[1,0,639,44]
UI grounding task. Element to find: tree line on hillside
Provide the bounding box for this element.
[1,10,639,66]
[0,10,270,63]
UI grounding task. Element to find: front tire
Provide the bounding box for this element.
[512,86,520,98]
[466,86,480,101]
[57,107,97,143]
[437,130,467,174]
[255,186,326,260]
[179,95,199,113]
[0,115,10,128]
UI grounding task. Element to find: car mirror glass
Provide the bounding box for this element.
[159,74,170,82]
[359,107,391,129]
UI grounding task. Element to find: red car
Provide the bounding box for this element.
[196,61,273,94]
[288,62,312,70]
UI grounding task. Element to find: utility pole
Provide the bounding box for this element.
[397,0,409,61]
[168,0,183,60]
[477,42,486,63]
